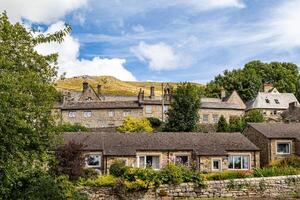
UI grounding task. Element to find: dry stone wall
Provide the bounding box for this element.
[82,175,300,200]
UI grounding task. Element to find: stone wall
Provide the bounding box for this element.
[81,175,300,200]
[199,109,244,124]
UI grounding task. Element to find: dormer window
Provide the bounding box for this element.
[274,99,280,104]
[265,99,270,103]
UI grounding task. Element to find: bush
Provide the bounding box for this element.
[56,123,89,132]
[109,160,128,177]
[147,117,162,128]
[117,116,153,133]
[244,109,265,123]
[80,175,117,187]
[204,170,253,180]
[270,156,300,168]
[253,167,299,177]
[122,167,160,188]
[159,164,184,185]
[82,168,99,179]
[217,115,229,132]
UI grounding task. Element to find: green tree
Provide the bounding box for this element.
[0,12,72,198]
[228,116,245,132]
[206,60,300,102]
[216,115,229,132]
[117,116,153,133]
[164,82,201,132]
[244,109,265,123]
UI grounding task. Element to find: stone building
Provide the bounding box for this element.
[199,89,246,124]
[63,132,260,173]
[281,102,300,122]
[246,84,299,122]
[55,82,171,128]
[243,123,300,167]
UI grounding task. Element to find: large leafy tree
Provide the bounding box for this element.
[206,60,300,102]
[0,12,71,198]
[164,82,201,132]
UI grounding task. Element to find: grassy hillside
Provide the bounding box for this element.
[55,76,202,96]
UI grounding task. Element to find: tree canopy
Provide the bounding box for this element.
[0,12,72,198]
[206,60,300,102]
[164,82,201,132]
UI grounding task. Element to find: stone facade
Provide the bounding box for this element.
[270,139,296,162]
[81,175,300,200]
[199,109,244,124]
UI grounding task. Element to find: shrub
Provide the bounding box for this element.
[270,156,300,168]
[117,116,153,133]
[244,109,265,123]
[147,117,162,128]
[109,160,128,177]
[80,175,117,187]
[217,115,229,132]
[56,123,89,132]
[122,167,160,188]
[159,164,184,185]
[253,167,299,177]
[205,170,253,180]
[82,168,99,179]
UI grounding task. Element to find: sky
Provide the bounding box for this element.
[1,0,300,83]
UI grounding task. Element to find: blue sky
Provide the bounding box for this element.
[1,0,300,82]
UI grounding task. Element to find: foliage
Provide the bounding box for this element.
[244,109,265,123]
[206,60,300,102]
[216,115,229,132]
[253,167,299,177]
[109,160,128,177]
[52,141,86,180]
[269,156,300,168]
[204,170,253,181]
[82,168,99,179]
[228,116,245,132]
[79,175,117,187]
[164,82,201,132]
[147,117,162,128]
[55,123,89,132]
[0,12,72,198]
[117,116,153,133]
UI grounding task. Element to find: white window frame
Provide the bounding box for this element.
[108,110,114,117]
[228,154,251,170]
[202,114,209,123]
[145,105,153,114]
[173,153,190,166]
[137,153,161,170]
[84,111,92,118]
[211,158,222,171]
[212,114,219,124]
[276,141,291,155]
[68,111,76,118]
[163,105,169,113]
[85,153,101,168]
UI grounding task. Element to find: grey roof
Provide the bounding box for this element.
[248,123,300,140]
[200,102,244,110]
[61,101,142,110]
[246,91,299,110]
[63,132,259,156]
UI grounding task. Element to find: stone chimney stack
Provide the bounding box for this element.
[97,84,102,95]
[289,101,298,112]
[83,81,89,92]
[150,86,155,98]
[263,83,274,92]
[220,87,226,99]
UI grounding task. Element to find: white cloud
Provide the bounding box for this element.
[35,21,136,81]
[169,0,245,10]
[0,0,87,24]
[131,41,193,71]
[132,24,144,32]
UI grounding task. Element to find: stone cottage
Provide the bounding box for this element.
[63,132,260,173]
[246,84,299,122]
[281,102,300,122]
[199,89,246,124]
[243,123,300,167]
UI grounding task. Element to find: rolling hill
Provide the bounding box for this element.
[55,76,203,96]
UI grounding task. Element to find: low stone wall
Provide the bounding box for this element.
[82,175,300,200]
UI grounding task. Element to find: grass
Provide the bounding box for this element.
[55,75,203,96]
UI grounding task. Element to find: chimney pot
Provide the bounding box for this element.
[97,84,102,95]
[83,81,89,92]
[220,87,226,99]
[150,86,155,98]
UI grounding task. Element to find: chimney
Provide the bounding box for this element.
[97,84,102,95]
[263,83,274,92]
[289,101,298,112]
[82,81,89,92]
[150,86,155,98]
[220,87,226,99]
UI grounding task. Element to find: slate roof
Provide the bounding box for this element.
[63,132,259,156]
[61,101,142,110]
[200,102,244,110]
[246,91,298,110]
[248,123,300,140]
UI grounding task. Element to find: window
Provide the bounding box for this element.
[86,154,101,168]
[274,99,280,104]
[212,159,221,171]
[123,110,131,117]
[163,105,169,113]
[265,99,270,103]
[84,111,92,118]
[277,143,290,154]
[203,114,209,123]
[68,111,76,118]
[175,155,189,166]
[138,155,160,169]
[108,110,114,117]
[145,105,152,114]
[228,155,250,170]
[213,115,219,123]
